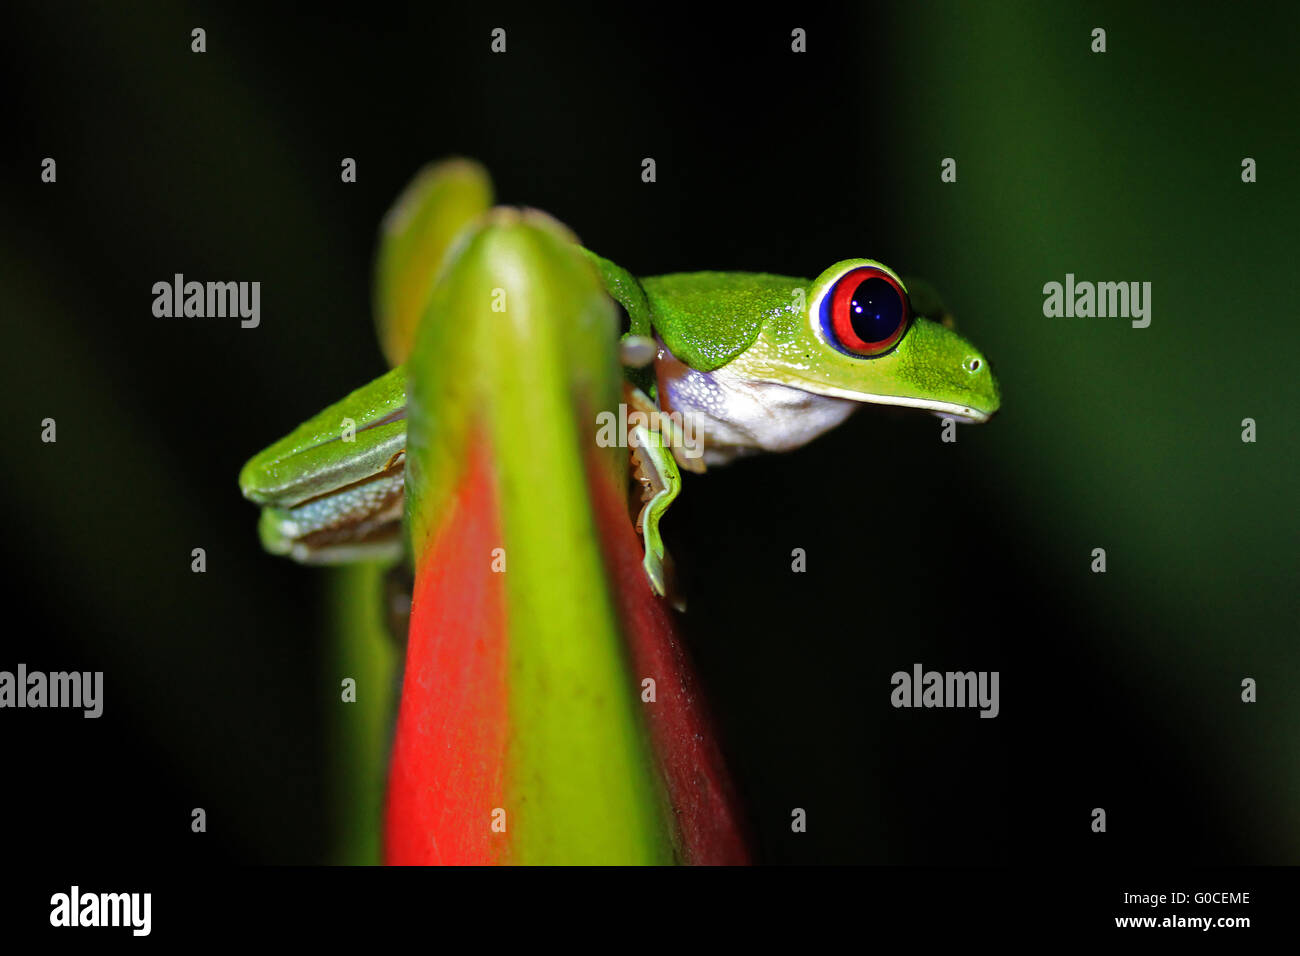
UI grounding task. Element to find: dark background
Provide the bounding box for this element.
[1,2,1295,866]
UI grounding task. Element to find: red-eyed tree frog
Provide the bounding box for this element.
[239,211,1000,601]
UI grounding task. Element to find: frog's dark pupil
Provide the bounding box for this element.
[848,277,903,343]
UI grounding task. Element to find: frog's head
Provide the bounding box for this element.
[744,259,1000,423]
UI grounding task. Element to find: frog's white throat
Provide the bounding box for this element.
[654,344,858,466]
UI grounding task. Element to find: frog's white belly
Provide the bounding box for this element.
[655,346,857,466]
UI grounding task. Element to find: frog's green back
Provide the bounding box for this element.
[640,272,804,372]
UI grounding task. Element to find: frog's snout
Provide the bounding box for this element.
[964,351,1001,419]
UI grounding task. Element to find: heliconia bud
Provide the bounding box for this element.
[386,210,747,864]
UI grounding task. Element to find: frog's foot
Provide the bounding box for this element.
[629,423,684,611]
[254,453,406,565]
[624,378,706,475]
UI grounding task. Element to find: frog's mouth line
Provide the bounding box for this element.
[928,404,991,425]
[771,378,994,424]
[884,398,991,425]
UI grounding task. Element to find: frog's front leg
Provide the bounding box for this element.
[629,423,682,608]
[624,382,683,608]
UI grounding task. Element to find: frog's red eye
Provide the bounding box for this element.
[819,266,909,357]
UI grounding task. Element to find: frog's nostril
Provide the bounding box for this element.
[965,356,982,373]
